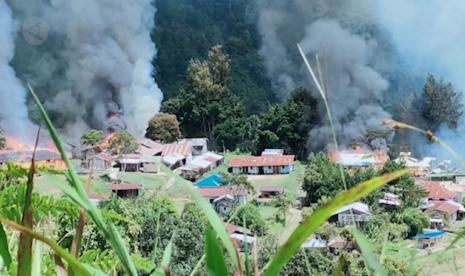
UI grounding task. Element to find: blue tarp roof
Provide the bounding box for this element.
[415,231,445,239]
[196,173,223,188]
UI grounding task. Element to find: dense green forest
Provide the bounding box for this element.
[153,0,276,114]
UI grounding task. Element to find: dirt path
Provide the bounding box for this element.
[279,208,302,243]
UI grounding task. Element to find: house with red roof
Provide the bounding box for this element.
[419,180,465,228]
[226,223,255,251]
[420,181,457,201]
[425,201,463,228]
[228,154,295,175]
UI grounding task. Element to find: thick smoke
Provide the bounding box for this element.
[255,0,391,149]
[6,0,163,140]
[0,0,35,138]
[376,1,465,161]
[302,21,391,149]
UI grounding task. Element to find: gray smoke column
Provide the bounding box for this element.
[255,0,392,149]
[8,0,163,139]
[300,20,391,149]
[0,0,35,138]
[51,0,162,137]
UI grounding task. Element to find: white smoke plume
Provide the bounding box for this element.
[376,1,465,161]
[255,0,392,149]
[302,21,391,149]
[0,0,35,138]
[5,0,163,140]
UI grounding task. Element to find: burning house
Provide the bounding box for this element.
[0,137,65,169]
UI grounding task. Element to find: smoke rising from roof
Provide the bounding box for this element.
[3,0,163,141]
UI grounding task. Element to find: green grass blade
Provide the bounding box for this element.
[150,211,161,263]
[243,214,251,276]
[332,255,347,276]
[160,234,174,270]
[42,173,91,210]
[31,240,42,276]
[352,228,388,276]
[152,233,175,276]
[0,215,92,276]
[17,127,40,276]
[0,222,11,270]
[176,174,239,270]
[28,85,138,276]
[188,204,243,276]
[205,227,229,276]
[263,169,408,276]
[189,255,206,276]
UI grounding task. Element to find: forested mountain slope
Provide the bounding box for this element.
[153,0,276,114]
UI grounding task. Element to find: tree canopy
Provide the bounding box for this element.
[418,74,464,130]
[80,129,105,146]
[153,0,275,113]
[107,130,139,155]
[145,113,181,143]
[163,45,244,146]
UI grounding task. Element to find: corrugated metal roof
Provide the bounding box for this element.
[427,201,461,214]
[197,187,247,197]
[420,181,456,200]
[162,142,192,157]
[228,155,294,167]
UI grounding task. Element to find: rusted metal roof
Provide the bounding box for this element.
[427,201,460,214]
[162,142,192,157]
[197,187,247,197]
[420,181,456,200]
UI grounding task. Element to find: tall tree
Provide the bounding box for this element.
[164,45,242,146]
[255,88,318,158]
[145,113,181,143]
[419,74,464,130]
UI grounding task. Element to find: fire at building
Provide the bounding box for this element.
[0,137,65,169]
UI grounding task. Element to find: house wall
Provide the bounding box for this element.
[143,162,159,173]
[232,167,243,174]
[215,199,234,216]
[427,210,457,225]
[264,166,273,174]
[247,166,259,174]
[237,195,248,204]
[279,165,293,174]
[93,158,111,170]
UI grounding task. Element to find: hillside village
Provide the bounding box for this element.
[3,131,465,258]
[3,0,465,274]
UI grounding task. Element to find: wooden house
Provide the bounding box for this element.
[259,186,284,198]
[329,202,372,226]
[109,183,141,198]
[228,155,294,175]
